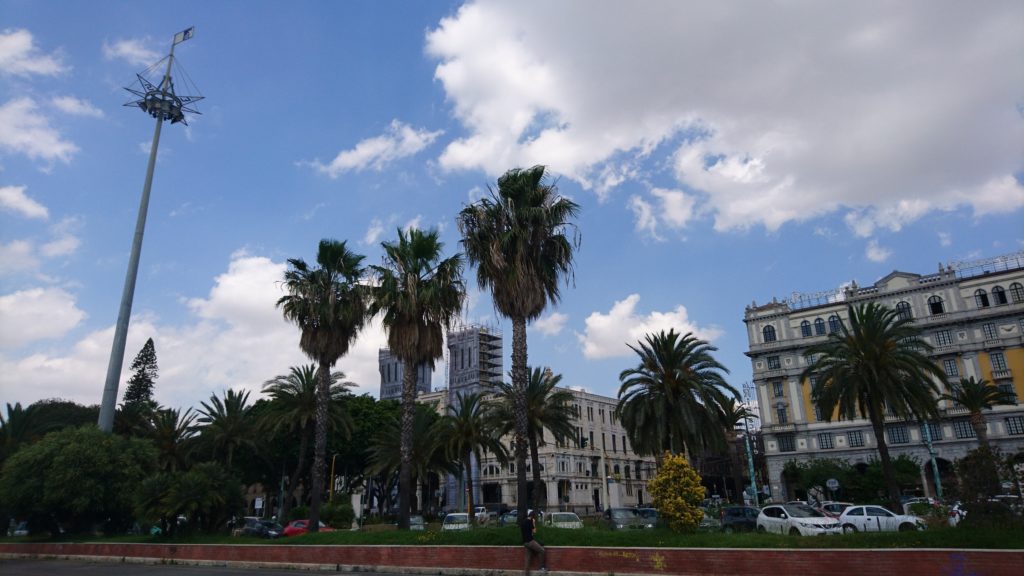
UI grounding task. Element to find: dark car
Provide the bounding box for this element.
[719,506,760,533]
[604,507,644,530]
[240,517,282,538]
[636,507,661,528]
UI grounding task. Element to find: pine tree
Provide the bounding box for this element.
[123,338,158,407]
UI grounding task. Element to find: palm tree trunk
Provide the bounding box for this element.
[281,425,309,522]
[397,357,416,530]
[868,407,902,512]
[970,410,990,449]
[308,360,331,533]
[465,452,475,520]
[728,432,746,504]
[512,316,530,520]
[530,425,544,512]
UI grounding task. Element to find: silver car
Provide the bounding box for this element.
[838,505,924,533]
[546,512,583,529]
[441,513,471,531]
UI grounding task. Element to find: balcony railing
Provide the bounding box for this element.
[992,369,1012,380]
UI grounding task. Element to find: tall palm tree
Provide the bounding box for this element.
[801,302,944,512]
[487,367,578,511]
[149,407,197,473]
[616,330,737,461]
[719,397,756,503]
[457,165,580,518]
[278,239,368,532]
[369,227,465,529]
[262,365,353,521]
[197,389,254,470]
[0,403,49,464]
[939,376,1016,449]
[438,392,508,523]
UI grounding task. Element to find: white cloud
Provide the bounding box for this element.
[102,38,160,67]
[532,311,568,336]
[363,218,384,246]
[865,239,892,263]
[651,188,697,230]
[0,98,78,164]
[40,233,79,258]
[310,120,443,178]
[577,293,723,360]
[426,1,1024,231]
[0,29,66,76]
[938,231,952,247]
[0,240,38,275]
[0,287,86,346]
[51,96,104,118]
[0,185,48,219]
[628,195,660,240]
[403,215,423,232]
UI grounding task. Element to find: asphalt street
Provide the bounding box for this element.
[0,559,411,575]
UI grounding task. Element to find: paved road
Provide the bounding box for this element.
[0,559,411,575]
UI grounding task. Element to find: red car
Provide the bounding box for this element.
[281,519,334,537]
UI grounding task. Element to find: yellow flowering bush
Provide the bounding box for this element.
[647,452,705,533]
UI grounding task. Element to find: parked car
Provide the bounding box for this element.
[838,505,924,533]
[636,507,661,528]
[9,521,28,537]
[409,515,426,531]
[819,501,853,518]
[546,512,584,529]
[473,506,491,523]
[757,504,841,536]
[698,510,721,531]
[901,497,941,515]
[240,516,282,538]
[442,513,471,531]
[604,507,645,530]
[499,510,518,526]
[282,519,334,537]
[719,506,760,533]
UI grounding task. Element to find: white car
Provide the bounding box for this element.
[838,505,924,533]
[546,512,583,529]
[757,504,841,536]
[441,513,471,531]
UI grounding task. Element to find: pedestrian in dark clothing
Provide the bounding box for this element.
[521,510,547,574]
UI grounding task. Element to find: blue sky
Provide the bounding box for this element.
[1,0,1022,411]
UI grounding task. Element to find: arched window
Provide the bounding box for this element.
[928,295,944,315]
[975,289,990,308]
[763,325,777,343]
[992,286,1008,305]
[814,318,826,335]
[895,301,912,321]
[828,315,841,334]
[613,464,621,475]
[800,320,812,338]
[1010,283,1024,303]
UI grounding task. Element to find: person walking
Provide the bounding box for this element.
[521,510,547,574]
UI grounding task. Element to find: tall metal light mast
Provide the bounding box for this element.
[741,382,760,507]
[98,27,202,432]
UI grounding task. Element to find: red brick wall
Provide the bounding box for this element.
[1,542,1021,575]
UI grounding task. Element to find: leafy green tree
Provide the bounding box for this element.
[123,338,158,408]
[165,462,244,533]
[437,392,508,523]
[0,426,156,534]
[197,389,255,470]
[369,227,465,529]
[616,330,738,460]
[149,407,197,473]
[487,366,577,511]
[457,165,581,519]
[0,403,52,466]
[648,452,705,532]
[29,399,99,432]
[278,240,369,532]
[801,302,944,512]
[330,395,400,499]
[939,377,1016,449]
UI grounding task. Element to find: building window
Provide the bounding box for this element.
[919,422,942,442]
[828,315,841,334]
[612,435,617,452]
[589,431,594,449]
[983,323,998,340]
[814,405,823,421]
[767,356,781,370]
[943,358,959,377]
[953,419,976,439]
[776,406,788,424]
[997,383,1017,403]
[772,381,784,398]
[886,425,909,444]
[800,320,812,337]
[975,289,990,308]
[777,433,796,452]
[928,295,945,315]
[934,330,953,347]
[848,430,865,447]
[992,286,1008,305]
[814,318,826,335]
[895,301,912,321]
[624,466,631,479]
[818,433,834,450]
[1006,417,1024,436]
[763,325,777,343]
[991,351,1008,372]
[1010,282,1024,303]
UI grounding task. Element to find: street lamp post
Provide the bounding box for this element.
[922,421,943,500]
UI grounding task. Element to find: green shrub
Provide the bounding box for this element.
[321,500,354,529]
[648,453,704,533]
[289,505,309,521]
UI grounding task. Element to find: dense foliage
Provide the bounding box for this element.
[648,452,705,532]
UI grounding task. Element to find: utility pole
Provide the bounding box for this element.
[98,27,202,431]
[742,382,760,507]
[922,420,943,500]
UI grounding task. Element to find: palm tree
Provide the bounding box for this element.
[278,239,368,532]
[438,392,508,523]
[457,165,580,518]
[939,376,1016,449]
[719,397,756,503]
[369,227,465,529]
[0,403,48,464]
[197,389,254,470]
[801,302,944,512]
[149,407,197,473]
[487,367,578,511]
[616,330,737,461]
[262,365,353,521]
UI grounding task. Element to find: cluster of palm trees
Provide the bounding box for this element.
[276,165,579,531]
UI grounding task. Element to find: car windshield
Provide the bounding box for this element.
[784,505,826,518]
[261,521,282,530]
[611,509,638,519]
[637,509,658,518]
[444,514,468,523]
[551,513,578,522]
[410,515,424,524]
